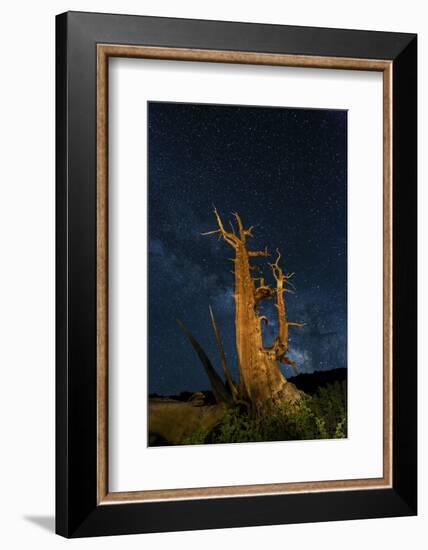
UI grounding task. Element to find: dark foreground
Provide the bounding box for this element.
[149,368,347,446]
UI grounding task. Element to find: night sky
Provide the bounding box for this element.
[148,102,347,395]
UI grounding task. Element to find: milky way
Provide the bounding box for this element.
[148,101,347,395]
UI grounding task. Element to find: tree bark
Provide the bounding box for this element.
[203,209,304,408]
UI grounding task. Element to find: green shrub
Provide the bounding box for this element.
[182,427,210,445]
[183,380,347,445]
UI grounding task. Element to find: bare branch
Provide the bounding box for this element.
[244,225,254,238]
[202,207,240,248]
[176,319,233,404]
[267,247,305,369]
[232,212,245,238]
[268,249,283,281]
[248,247,270,257]
[231,212,255,242]
[284,279,296,291]
[201,229,221,236]
[209,306,239,401]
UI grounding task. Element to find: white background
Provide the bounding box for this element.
[109,59,383,492]
[0,1,425,548]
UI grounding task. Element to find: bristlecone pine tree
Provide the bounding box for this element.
[179,208,305,410]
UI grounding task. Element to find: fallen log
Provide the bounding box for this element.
[148,395,228,445]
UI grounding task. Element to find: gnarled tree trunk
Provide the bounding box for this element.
[203,209,304,408]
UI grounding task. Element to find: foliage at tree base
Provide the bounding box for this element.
[182,380,347,445]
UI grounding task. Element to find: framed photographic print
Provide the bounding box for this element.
[56,11,417,537]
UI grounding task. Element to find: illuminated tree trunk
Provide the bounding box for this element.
[203,209,304,408]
